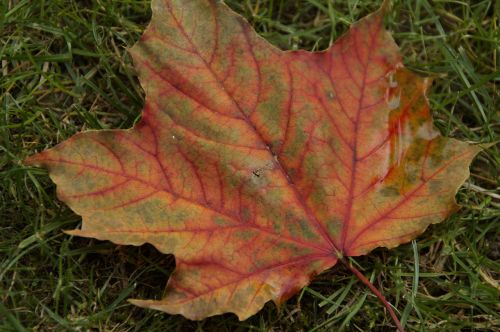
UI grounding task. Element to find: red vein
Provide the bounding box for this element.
[137,57,243,121]
[155,102,265,151]
[215,164,225,210]
[167,253,334,305]
[165,6,337,251]
[175,145,208,204]
[45,154,331,253]
[357,90,423,162]
[208,1,219,65]
[88,137,125,172]
[384,210,447,220]
[339,22,382,249]
[354,165,395,199]
[67,179,130,198]
[240,21,263,117]
[348,230,422,253]
[346,149,474,251]
[107,190,160,210]
[314,83,353,149]
[277,63,294,155]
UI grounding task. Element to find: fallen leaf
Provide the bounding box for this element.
[25,0,480,321]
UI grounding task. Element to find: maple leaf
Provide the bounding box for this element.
[25,0,480,324]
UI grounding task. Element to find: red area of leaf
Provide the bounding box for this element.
[25,0,479,325]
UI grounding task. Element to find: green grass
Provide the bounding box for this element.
[1,0,498,330]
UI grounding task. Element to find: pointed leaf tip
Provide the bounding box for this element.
[380,0,391,14]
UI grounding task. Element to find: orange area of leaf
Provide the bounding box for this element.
[25,0,480,321]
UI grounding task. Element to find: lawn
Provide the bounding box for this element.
[1,0,498,331]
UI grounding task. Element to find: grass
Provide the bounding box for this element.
[1,0,498,330]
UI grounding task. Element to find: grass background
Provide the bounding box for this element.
[1,0,498,330]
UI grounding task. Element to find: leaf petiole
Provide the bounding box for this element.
[340,258,404,332]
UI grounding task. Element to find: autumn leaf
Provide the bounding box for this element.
[25,0,480,323]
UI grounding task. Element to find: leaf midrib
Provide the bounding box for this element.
[161,2,338,253]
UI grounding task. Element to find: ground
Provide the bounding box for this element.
[0,0,498,331]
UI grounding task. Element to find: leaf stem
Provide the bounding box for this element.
[340,258,404,332]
